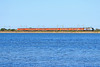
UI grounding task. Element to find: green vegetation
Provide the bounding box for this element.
[95,29,100,31]
[0,28,7,31]
[0,28,16,31]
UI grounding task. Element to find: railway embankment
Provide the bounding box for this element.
[0,31,100,33]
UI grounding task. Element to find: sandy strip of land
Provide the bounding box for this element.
[0,31,100,33]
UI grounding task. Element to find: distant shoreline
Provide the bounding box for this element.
[0,31,100,33]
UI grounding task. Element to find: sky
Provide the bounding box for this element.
[0,0,100,29]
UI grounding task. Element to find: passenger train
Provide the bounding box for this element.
[17,27,94,31]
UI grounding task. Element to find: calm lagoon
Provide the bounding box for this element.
[0,33,100,67]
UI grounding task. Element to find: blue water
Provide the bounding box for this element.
[0,33,100,67]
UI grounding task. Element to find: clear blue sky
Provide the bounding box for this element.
[0,0,100,29]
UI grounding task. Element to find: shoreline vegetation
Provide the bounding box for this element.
[0,28,100,33]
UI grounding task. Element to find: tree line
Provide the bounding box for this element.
[0,28,16,31]
[96,29,100,31]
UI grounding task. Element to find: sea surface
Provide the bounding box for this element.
[0,33,100,67]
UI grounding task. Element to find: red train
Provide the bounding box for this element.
[17,27,94,31]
